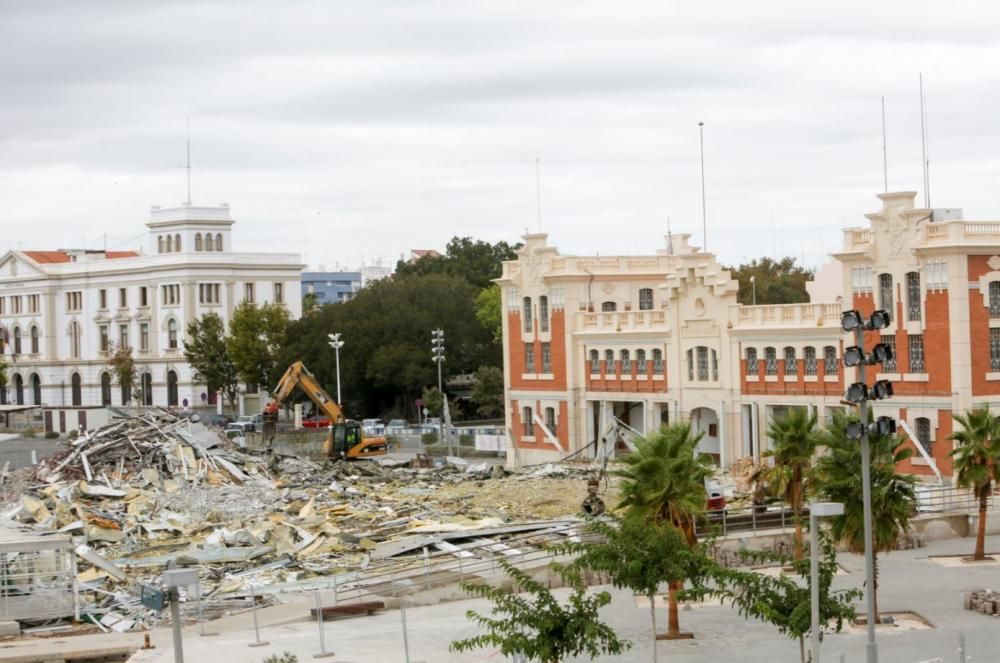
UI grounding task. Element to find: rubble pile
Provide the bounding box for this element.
[0,414,601,632]
[964,589,1000,615]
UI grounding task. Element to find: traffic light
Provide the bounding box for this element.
[841,309,897,442]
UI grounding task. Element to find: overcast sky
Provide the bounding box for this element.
[3,1,999,271]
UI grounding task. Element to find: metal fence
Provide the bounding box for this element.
[915,484,994,513]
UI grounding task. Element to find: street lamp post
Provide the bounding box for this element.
[327,333,344,405]
[750,275,756,306]
[809,501,844,663]
[431,329,447,454]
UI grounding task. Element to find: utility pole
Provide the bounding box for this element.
[431,329,447,454]
[328,333,344,405]
[698,121,707,252]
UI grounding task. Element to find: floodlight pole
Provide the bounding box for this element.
[855,326,878,663]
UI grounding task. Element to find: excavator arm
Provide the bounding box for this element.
[266,361,344,423]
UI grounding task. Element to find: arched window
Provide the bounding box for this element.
[686,348,694,380]
[696,346,709,381]
[13,374,23,405]
[906,271,921,321]
[30,326,38,354]
[71,373,82,406]
[215,233,223,251]
[652,349,664,375]
[746,347,758,375]
[158,236,164,253]
[878,273,893,312]
[100,372,111,406]
[166,370,178,406]
[589,349,600,374]
[712,349,718,381]
[764,347,777,375]
[141,372,153,406]
[12,327,20,355]
[823,346,838,375]
[990,281,1000,318]
[522,297,532,333]
[783,346,796,375]
[194,233,203,251]
[621,349,631,373]
[601,301,617,312]
[205,233,214,251]
[605,349,615,373]
[638,288,654,311]
[804,346,817,375]
[30,374,41,405]
[174,234,181,252]
[539,296,549,333]
[915,417,932,454]
[636,349,647,373]
[522,406,533,437]
[165,235,173,252]
[69,321,81,359]
[544,406,557,437]
[167,319,178,349]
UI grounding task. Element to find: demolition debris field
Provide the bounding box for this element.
[0,412,616,634]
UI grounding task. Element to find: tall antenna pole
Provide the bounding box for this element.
[185,117,192,205]
[535,158,542,232]
[881,96,888,193]
[919,74,930,209]
[666,216,673,254]
[698,121,707,251]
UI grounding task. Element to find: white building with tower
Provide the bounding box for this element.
[0,203,303,431]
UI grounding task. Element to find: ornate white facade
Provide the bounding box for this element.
[0,204,303,413]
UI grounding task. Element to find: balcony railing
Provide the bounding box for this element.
[734,303,842,328]
[578,309,668,332]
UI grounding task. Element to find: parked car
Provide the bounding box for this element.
[302,415,331,429]
[227,414,263,434]
[205,414,234,428]
[361,418,383,429]
[386,419,409,434]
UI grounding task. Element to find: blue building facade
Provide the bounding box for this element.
[301,271,363,304]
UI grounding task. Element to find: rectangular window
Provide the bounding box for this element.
[638,288,654,311]
[878,273,893,313]
[524,343,535,373]
[67,291,82,312]
[991,328,1000,371]
[199,283,221,304]
[545,406,557,438]
[274,282,284,304]
[765,347,778,375]
[687,349,694,380]
[990,282,1000,319]
[99,289,107,309]
[909,334,925,373]
[119,324,129,349]
[161,284,180,305]
[541,342,552,373]
[523,297,533,333]
[119,288,127,308]
[652,349,663,374]
[539,296,549,333]
[522,406,533,437]
[915,418,932,455]
[881,335,897,372]
[804,347,817,375]
[823,346,837,375]
[140,322,150,351]
[99,324,109,352]
[27,294,39,313]
[139,286,148,307]
[244,283,255,303]
[601,301,616,312]
[11,296,21,314]
[906,272,921,321]
[711,349,718,381]
[0,297,4,314]
[746,348,758,375]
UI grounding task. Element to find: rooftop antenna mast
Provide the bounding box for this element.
[919,74,930,209]
[698,121,707,251]
[185,117,192,205]
[667,216,673,254]
[535,158,542,232]
[881,96,888,193]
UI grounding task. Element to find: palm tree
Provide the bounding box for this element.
[612,422,715,639]
[762,407,823,559]
[814,411,916,622]
[949,408,1000,561]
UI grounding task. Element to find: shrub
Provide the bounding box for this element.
[44,431,59,439]
[22,428,36,438]
[262,654,298,663]
[67,429,79,440]
[421,431,439,445]
[459,433,475,447]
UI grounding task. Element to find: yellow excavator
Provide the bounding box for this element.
[262,361,388,460]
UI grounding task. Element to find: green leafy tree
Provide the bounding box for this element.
[761,408,823,559]
[470,365,504,418]
[814,411,917,621]
[612,423,714,638]
[948,408,1000,560]
[301,291,320,315]
[106,342,136,405]
[227,301,290,390]
[726,257,814,305]
[450,559,630,663]
[421,386,444,418]
[475,284,503,345]
[710,531,861,663]
[560,518,710,660]
[184,313,240,408]
[396,237,519,290]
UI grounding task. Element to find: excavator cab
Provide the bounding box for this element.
[329,422,388,459]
